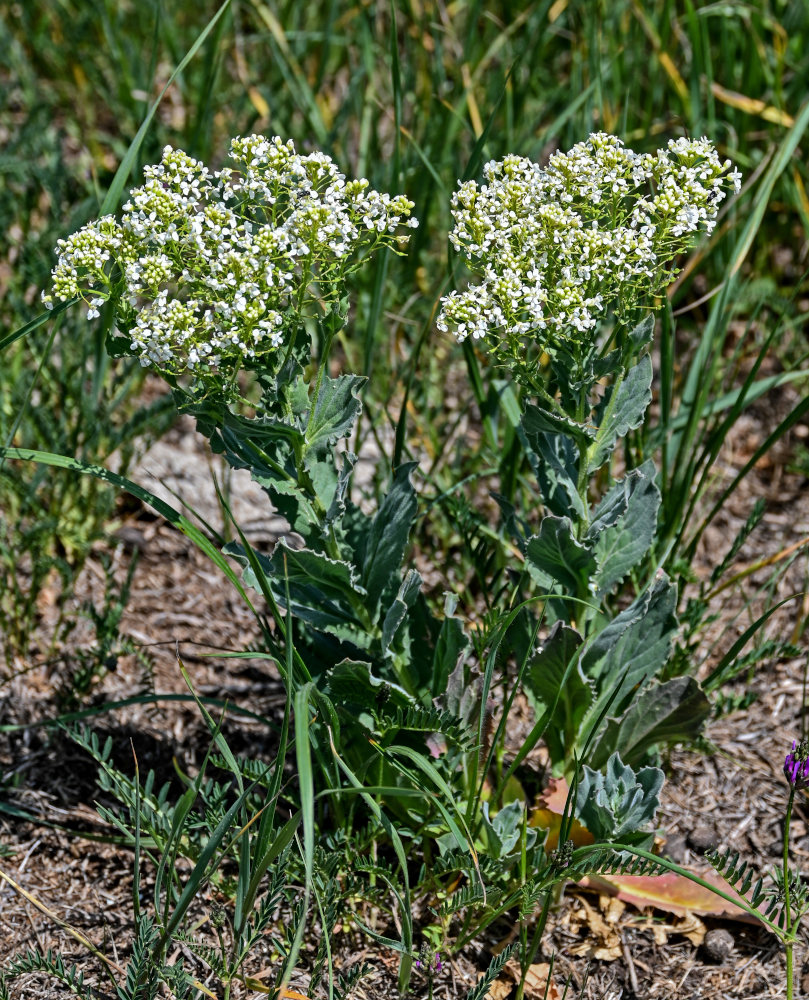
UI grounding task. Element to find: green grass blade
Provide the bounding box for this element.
[99,0,233,216]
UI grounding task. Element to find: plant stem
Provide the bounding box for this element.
[784,784,795,1000]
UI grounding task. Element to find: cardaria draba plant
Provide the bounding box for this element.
[42,135,417,396]
[437,132,741,384]
[25,129,761,993]
[435,134,741,786]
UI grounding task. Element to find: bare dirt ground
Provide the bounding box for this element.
[1,379,808,999]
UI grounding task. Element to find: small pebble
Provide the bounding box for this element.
[687,822,717,853]
[702,928,734,963]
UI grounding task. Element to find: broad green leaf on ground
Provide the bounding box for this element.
[587,354,653,472]
[526,516,597,596]
[589,676,711,770]
[587,460,660,595]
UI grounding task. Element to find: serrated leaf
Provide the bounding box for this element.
[323,659,411,722]
[587,460,660,595]
[226,539,370,645]
[430,595,470,699]
[525,516,597,595]
[357,462,418,616]
[324,451,356,529]
[521,410,587,520]
[587,354,653,472]
[589,676,711,769]
[629,314,655,352]
[580,576,678,719]
[381,569,422,652]
[521,400,595,445]
[305,374,365,456]
[524,622,589,767]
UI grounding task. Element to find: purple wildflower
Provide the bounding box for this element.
[435,953,442,972]
[784,739,809,788]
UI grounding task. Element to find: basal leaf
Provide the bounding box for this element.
[575,751,663,840]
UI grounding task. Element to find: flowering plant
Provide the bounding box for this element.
[37,132,752,989]
[438,133,740,388]
[43,136,416,397]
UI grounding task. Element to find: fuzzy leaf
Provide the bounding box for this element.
[628,314,655,352]
[575,752,664,840]
[524,622,590,765]
[526,516,597,595]
[381,569,422,652]
[521,408,587,520]
[357,463,418,616]
[227,540,370,646]
[479,801,535,860]
[323,659,411,723]
[587,354,653,472]
[430,593,470,699]
[581,575,678,719]
[305,374,365,456]
[589,676,711,769]
[587,460,660,595]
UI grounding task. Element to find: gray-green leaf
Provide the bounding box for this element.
[305,374,365,456]
[575,751,664,840]
[587,460,660,595]
[587,354,653,473]
[589,677,711,770]
[357,463,418,617]
[526,516,597,596]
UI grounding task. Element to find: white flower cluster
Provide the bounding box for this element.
[43,136,417,377]
[437,132,741,354]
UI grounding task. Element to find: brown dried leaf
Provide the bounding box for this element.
[568,895,623,961]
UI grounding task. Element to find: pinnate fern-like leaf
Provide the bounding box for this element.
[0,949,95,1000]
[465,943,517,1000]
